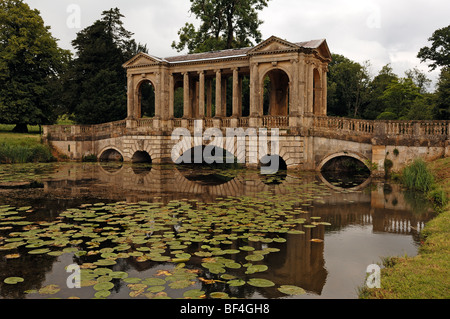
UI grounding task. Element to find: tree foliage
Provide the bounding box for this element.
[172,0,269,53]
[0,0,70,132]
[418,25,450,71]
[64,8,147,124]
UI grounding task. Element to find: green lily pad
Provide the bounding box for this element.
[28,248,50,254]
[183,289,205,298]
[147,285,165,293]
[277,285,306,295]
[94,290,111,298]
[228,279,246,287]
[142,278,166,286]
[4,277,24,284]
[169,280,194,289]
[210,292,229,299]
[93,282,114,291]
[245,254,264,262]
[247,278,275,288]
[245,264,268,274]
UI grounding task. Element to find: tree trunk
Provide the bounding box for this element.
[12,124,28,133]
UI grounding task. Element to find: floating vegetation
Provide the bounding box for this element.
[0,164,338,299]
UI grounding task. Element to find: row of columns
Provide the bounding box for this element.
[176,68,244,119]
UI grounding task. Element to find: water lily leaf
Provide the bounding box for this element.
[147,285,165,293]
[39,284,60,295]
[4,277,24,284]
[245,254,264,262]
[245,264,268,274]
[248,278,275,288]
[93,282,114,291]
[94,259,116,266]
[94,290,111,298]
[110,271,129,279]
[239,246,255,251]
[277,285,306,295]
[310,239,324,243]
[228,279,246,287]
[169,280,194,289]
[210,292,229,299]
[142,278,166,286]
[28,248,50,254]
[183,289,205,298]
[123,277,141,284]
[287,230,305,235]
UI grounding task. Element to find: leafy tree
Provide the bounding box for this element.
[0,0,70,132]
[363,64,398,120]
[379,78,423,120]
[417,25,450,71]
[172,0,270,53]
[327,54,370,118]
[405,67,432,94]
[434,67,450,120]
[64,8,147,124]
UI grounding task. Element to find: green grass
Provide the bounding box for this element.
[0,125,54,164]
[360,157,450,299]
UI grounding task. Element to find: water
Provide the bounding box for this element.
[0,162,435,299]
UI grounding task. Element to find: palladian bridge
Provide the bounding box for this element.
[43,36,449,176]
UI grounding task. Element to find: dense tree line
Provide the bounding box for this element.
[0,0,448,131]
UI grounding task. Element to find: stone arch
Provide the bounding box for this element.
[173,142,238,165]
[98,147,124,162]
[317,151,370,172]
[135,78,156,119]
[132,151,152,163]
[261,67,291,116]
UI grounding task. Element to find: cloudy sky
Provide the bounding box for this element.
[26,0,449,87]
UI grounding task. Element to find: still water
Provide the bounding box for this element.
[0,162,435,299]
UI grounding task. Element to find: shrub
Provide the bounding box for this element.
[401,159,435,193]
[82,154,98,162]
[0,142,54,164]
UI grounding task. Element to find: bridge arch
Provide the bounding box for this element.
[99,147,124,162]
[317,151,370,172]
[132,151,152,163]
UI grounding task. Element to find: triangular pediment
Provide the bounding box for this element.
[248,36,300,55]
[122,52,167,69]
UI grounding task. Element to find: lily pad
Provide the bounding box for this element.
[227,279,246,287]
[210,292,229,299]
[93,282,114,291]
[247,278,275,288]
[94,290,111,298]
[4,277,24,284]
[277,285,306,295]
[183,289,205,298]
[39,284,61,295]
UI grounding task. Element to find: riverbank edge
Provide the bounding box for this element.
[359,157,450,299]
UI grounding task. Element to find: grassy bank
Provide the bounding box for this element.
[0,126,54,164]
[360,157,450,299]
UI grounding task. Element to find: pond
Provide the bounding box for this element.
[0,162,435,299]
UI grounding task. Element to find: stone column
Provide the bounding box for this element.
[169,73,174,119]
[215,69,222,118]
[198,71,205,118]
[183,72,190,118]
[249,62,260,117]
[232,68,240,117]
[321,65,328,116]
[127,75,134,119]
[306,61,314,116]
[206,78,212,117]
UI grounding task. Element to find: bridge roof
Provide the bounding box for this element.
[123,36,331,68]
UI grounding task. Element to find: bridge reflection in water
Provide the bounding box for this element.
[41,163,433,298]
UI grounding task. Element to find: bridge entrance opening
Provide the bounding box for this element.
[132,151,152,164]
[138,80,155,118]
[321,156,370,188]
[99,149,123,162]
[175,145,240,186]
[259,155,287,184]
[263,69,289,116]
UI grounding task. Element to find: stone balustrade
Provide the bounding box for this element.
[43,115,449,148]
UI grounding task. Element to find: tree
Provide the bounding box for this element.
[327,54,370,118]
[417,25,450,71]
[379,78,423,120]
[363,64,398,119]
[172,0,269,53]
[434,67,450,120]
[405,67,432,94]
[64,8,147,124]
[0,0,71,132]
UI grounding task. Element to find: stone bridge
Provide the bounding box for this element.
[43,36,449,176]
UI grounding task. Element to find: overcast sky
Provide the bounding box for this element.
[25,0,450,88]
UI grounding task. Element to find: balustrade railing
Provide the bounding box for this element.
[44,115,448,142]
